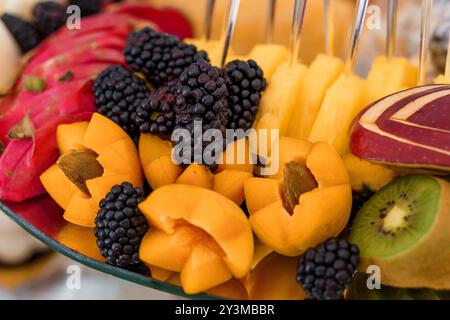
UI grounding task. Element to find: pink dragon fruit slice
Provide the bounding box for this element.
[0,111,92,202]
[35,12,132,52]
[22,49,124,90]
[24,39,126,79]
[107,4,193,39]
[28,27,129,69]
[0,80,95,142]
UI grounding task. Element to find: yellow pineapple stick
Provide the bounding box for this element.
[254,0,308,136]
[361,0,417,107]
[288,0,344,140]
[309,0,368,156]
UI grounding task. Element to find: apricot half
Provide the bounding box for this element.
[138,184,254,294]
[40,113,143,227]
[245,137,352,256]
[139,134,253,205]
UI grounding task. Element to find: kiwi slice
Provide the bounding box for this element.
[350,175,439,258]
[349,175,450,289]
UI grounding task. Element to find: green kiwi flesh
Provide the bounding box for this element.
[349,175,440,258]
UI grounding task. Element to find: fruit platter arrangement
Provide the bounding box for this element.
[0,0,449,300]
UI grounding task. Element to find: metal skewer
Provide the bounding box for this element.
[288,0,308,66]
[324,0,335,56]
[220,0,241,67]
[204,0,216,41]
[386,0,398,58]
[265,0,277,43]
[344,0,369,75]
[418,0,434,85]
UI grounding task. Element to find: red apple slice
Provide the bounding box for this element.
[350,85,450,171]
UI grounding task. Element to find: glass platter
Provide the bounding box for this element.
[0,196,218,300]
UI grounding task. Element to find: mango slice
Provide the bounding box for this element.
[139,184,254,294]
[246,138,352,256]
[41,113,143,227]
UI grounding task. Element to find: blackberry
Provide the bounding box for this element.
[32,1,68,37]
[296,237,359,300]
[1,14,41,53]
[94,182,149,268]
[134,85,176,135]
[172,60,229,168]
[69,0,102,17]
[125,262,151,276]
[174,59,229,133]
[225,60,266,131]
[124,27,209,87]
[93,65,150,135]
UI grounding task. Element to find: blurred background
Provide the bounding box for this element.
[0,0,449,299]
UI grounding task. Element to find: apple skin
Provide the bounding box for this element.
[349,85,450,172]
[407,95,450,131]
[350,121,450,171]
